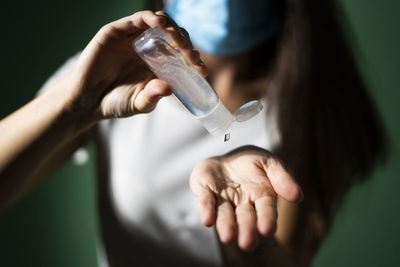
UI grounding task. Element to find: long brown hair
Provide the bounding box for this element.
[270,0,387,256]
[147,0,387,261]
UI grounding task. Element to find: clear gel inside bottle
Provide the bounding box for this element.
[133,27,262,136]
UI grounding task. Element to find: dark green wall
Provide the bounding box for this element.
[0,0,399,266]
[0,1,145,266]
[313,0,400,266]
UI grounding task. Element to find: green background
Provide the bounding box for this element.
[0,0,399,266]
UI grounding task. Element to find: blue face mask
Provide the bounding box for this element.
[164,0,282,56]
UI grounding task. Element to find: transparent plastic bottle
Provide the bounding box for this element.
[133,26,262,136]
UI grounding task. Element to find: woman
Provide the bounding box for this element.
[0,0,386,266]
[149,0,386,264]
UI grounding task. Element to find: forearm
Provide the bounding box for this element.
[0,73,97,211]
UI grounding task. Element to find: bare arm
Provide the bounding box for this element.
[17,130,89,204]
[0,74,91,210]
[0,10,206,212]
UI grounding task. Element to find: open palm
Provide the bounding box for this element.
[190,146,303,251]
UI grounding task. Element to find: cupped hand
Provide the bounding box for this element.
[190,146,303,251]
[69,10,206,120]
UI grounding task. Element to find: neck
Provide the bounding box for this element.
[201,52,269,113]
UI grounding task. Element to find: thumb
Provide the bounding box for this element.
[133,78,173,113]
[263,157,303,203]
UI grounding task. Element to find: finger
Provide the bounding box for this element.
[216,200,237,244]
[184,50,208,77]
[189,160,220,226]
[236,203,258,251]
[264,157,303,203]
[184,49,208,77]
[155,11,208,77]
[100,11,166,38]
[196,188,217,227]
[129,10,166,32]
[255,196,277,237]
[155,11,191,46]
[155,11,188,47]
[178,27,191,46]
[93,11,166,48]
[133,78,173,113]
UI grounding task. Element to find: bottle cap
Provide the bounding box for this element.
[234,100,263,122]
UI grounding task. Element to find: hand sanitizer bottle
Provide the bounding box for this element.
[133,26,262,136]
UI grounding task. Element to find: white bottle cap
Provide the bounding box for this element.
[233,100,263,122]
[197,101,235,136]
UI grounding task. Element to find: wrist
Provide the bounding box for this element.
[44,72,101,137]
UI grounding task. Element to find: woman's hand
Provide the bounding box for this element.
[68,10,206,121]
[0,10,206,212]
[190,146,303,251]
